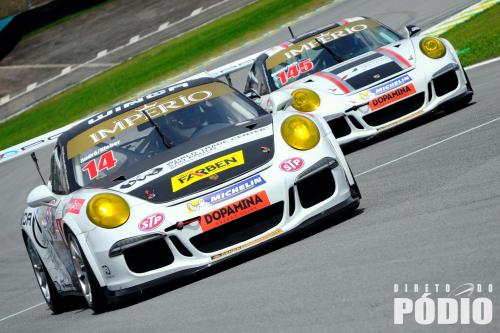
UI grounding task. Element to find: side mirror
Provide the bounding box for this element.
[270,91,293,112]
[405,24,421,38]
[27,185,57,208]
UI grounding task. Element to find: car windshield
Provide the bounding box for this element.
[265,19,401,90]
[66,82,265,187]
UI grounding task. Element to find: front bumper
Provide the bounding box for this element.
[326,61,470,146]
[85,149,357,296]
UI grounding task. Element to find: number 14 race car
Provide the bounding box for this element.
[241,17,473,145]
[21,78,360,313]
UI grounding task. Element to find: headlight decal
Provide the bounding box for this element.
[281,115,320,150]
[419,37,446,59]
[291,89,321,112]
[87,193,130,229]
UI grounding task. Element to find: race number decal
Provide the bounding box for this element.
[276,59,314,85]
[82,150,117,180]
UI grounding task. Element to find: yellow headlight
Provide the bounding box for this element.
[292,89,320,112]
[87,193,130,229]
[281,115,320,150]
[419,37,446,59]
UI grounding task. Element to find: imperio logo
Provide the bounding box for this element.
[171,150,244,192]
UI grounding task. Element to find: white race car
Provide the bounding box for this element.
[21,78,360,313]
[241,17,473,145]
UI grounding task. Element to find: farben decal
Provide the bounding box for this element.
[200,191,270,232]
[114,125,272,193]
[171,150,245,192]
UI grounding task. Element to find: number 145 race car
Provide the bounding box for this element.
[241,17,473,145]
[21,78,360,313]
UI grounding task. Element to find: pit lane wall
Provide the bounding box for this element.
[0,0,497,165]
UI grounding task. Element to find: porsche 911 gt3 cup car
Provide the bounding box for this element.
[21,78,361,313]
[241,17,473,145]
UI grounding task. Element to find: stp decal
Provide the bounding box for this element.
[280,157,304,172]
[171,150,245,192]
[138,213,165,231]
[200,191,270,232]
[187,174,266,213]
[369,83,416,111]
[66,198,85,214]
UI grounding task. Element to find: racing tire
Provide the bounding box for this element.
[67,232,108,313]
[24,235,66,314]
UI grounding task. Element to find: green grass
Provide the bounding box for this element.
[0,0,330,150]
[442,3,500,67]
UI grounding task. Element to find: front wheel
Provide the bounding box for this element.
[68,232,107,313]
[24,235,66,313]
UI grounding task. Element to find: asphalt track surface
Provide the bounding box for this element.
[0,0,255,119]
[1,0,499,332]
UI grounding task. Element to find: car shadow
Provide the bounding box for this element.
[80,207,365,314]
[341,101,476,155]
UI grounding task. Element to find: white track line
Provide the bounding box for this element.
[465,56,500,70]
[0,302,45,323]
[355,116,500,177]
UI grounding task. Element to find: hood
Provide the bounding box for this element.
[112,115,275,203]
[292,40,416,95]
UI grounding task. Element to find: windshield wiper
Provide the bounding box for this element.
[315,38,344,64]
[141,110,174,149]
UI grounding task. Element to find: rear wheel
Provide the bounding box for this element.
[68,233,107,313]
[25,236,66,313]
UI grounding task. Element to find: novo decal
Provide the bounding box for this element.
[369,83,416,111]
[171,150,245,192]
[280,157,304,172]
[187,174,266,213]
[200,191,270,232]
[370,74,412,96]
[138,213,165,231]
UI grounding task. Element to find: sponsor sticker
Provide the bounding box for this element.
[369,83,416,111]
[115,125,272,192]
[200,191,270,232]
[211,228,284,260]
[280,157,304,172]
[66,198,85,214]
[138,213,165,231]
[376,110,424,131]
[369,74,412,96]
[187,174,266,213]
[171,150,245,192]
